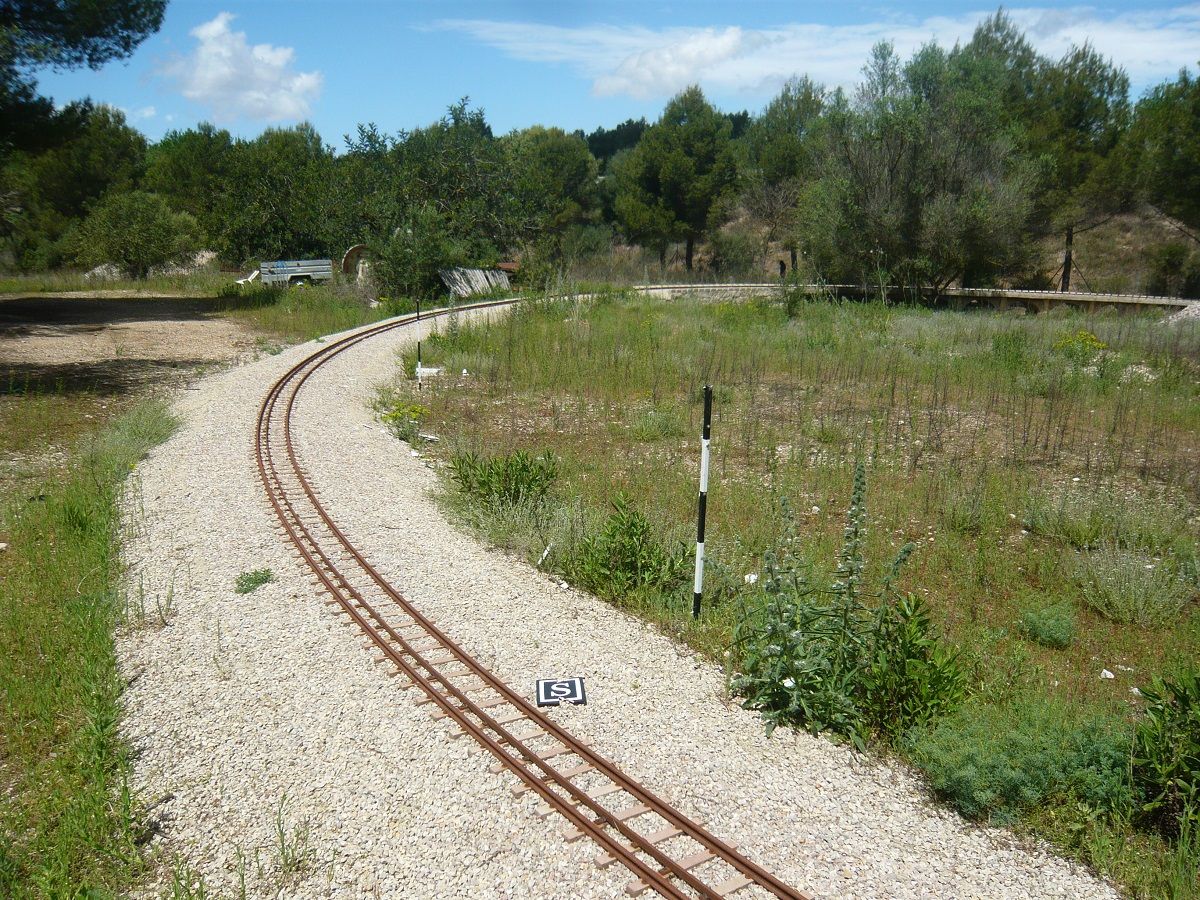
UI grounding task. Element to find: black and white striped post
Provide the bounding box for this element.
[415,298,423,390]
[692,385,713,619]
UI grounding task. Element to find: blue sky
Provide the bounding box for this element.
[32,1,1200,146]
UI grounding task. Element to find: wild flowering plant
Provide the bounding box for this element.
[732,462,965,750]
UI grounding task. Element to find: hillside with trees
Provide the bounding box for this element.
[1,11,1198,296]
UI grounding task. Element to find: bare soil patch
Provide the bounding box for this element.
[0,296,259,395]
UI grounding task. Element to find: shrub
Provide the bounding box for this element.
[1018,603,1076,649]
[71,191,201,279]
[1053,329,1107,365]
[449,449,558,508]
[1132,671,1200,838]
[907,696,1132,824]
[569,494,687,601]
[732,465,964,749]
[709,227,763,276]
[1075,547,1191,626]
[381,401,428,444]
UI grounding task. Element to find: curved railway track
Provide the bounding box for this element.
[254,297,812,900]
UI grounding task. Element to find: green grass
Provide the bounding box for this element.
[215,283,393,343]
[380,290,1200,897]
[0,399,178,897]
[0,269,236,296]
[234,569,274,594]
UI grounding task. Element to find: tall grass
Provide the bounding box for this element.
[381,291,1200,897]
[0,399,178,897]
[215,283,392,343]
[0,270,235,296]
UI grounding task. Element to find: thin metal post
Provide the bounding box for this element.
[693,385,712,619]
[416,298,422,390]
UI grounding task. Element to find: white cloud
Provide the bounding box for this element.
[436,6,1200,102]
[135,105,156,120]
[162,12,322,122]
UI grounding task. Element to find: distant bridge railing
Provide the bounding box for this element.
[623,282,1198,312]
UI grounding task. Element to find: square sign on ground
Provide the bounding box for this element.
[536,677,587,707]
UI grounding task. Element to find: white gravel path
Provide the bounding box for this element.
[120,311,1121,899]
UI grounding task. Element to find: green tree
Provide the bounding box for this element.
[365,100,515,297]
[72,190,199,278]
[1,0,166,153]
[741,76,828,269]
[614,86,737,270]
[2,102,146,267]
[583,118,646,166]
[799,41,1035,294]
[143,123,234,242]
[1126,66,1200,242]
[1029,44,1132,290]
[503,125,599,263]
[212,123,337,265]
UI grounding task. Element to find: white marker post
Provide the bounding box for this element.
[415,298,422,391]
[693,385,713,619]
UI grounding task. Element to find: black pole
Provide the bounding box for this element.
[692,385,713,619]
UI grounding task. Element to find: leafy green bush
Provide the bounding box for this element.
[732,466,964,749]
[908,696,1132,824]
[449,449,558,508]
[71,191,200,279]
[1018,602,1076,649]
[1132,671,1200,838]
[1075,547,1192,626]
[569,495,687,601]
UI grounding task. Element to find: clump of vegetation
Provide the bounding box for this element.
[235,569,275,594]
[569,494,687,602]
[380,400,428,444]
[0,400,178,895]
[908,695,1132,824]
[1053,329,1108,365]
[450,449,558,508]
[1075,547,1192,626]
[70,191,199,279]
[1024,490,1191,555]
[732,466,965,749]
[1132,671,1200,838]
[1018,602,1076,649]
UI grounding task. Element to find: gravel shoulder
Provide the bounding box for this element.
[120,311,1121,899]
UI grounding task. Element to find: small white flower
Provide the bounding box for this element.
[1100,669,1115,680]
[782,677,796,689]
[744,573,759,585]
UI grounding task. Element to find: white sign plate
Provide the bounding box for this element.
[536,677,587,707]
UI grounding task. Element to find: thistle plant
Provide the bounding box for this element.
[732,461,964,750]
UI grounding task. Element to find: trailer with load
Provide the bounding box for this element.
[259,259,334,287]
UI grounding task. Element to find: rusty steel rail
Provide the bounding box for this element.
[254,298,813,899]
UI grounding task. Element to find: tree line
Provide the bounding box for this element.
[1,11,1198,297]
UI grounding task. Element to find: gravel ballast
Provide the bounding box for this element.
[120,310,1120,899]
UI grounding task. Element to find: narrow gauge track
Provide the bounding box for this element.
[254,298,812,900]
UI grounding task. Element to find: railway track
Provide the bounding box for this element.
[254,297,812,900]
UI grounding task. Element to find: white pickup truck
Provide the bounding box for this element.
[259,259,334,287]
